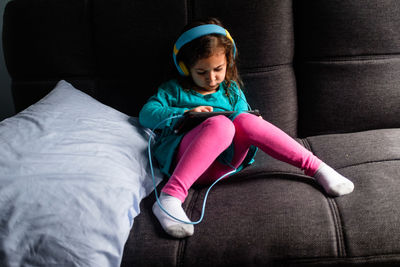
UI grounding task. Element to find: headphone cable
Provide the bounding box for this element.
[147,115,237,225]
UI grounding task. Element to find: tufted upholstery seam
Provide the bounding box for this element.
[241,63,293,75]
[176,188,201,267]
[283,253,400,266]
[336,158,400,172]
[177,235,187,267]
[301,53,400,63]
[327,198,346,257]
[302,137,347,257]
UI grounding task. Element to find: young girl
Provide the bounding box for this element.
[139,18,354,238]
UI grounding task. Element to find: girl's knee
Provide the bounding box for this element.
[235,112,258,121]
[234,112,260,130]
[204,115,235,138]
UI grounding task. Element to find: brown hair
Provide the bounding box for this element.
[176,18,243,93]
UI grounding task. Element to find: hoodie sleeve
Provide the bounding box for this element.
[139,85,187,130]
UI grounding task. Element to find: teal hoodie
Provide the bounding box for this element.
[139,79,257,176]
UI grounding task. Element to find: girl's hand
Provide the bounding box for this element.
[186,106,214,113]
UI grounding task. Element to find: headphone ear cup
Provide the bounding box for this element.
[178,61,190,76]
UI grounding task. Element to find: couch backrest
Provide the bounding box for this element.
[3,0,400,137]
[294,0,400,137]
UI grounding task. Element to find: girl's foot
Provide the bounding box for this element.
[314,163,354,196]
[152,193,194,238]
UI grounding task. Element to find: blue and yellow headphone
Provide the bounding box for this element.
[173,24,237,76]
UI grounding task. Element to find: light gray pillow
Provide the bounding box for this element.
[0,80,162,266]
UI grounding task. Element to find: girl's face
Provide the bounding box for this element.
[190,48,227,95]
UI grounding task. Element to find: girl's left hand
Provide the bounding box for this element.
[186,106,214,113]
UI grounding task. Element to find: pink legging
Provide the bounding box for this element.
[162,113,322,202]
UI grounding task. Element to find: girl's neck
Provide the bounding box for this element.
[192,83,221,95]
[193,87,218,95]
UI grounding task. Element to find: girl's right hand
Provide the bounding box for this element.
[186,106,214,113]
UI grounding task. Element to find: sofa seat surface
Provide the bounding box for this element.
[123,128,400,267]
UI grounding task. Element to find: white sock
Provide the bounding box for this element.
[314,163,354,197]
[152,193,194,238]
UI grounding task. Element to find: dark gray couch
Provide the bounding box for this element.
[3,0,400,266]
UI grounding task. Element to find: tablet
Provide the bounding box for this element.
[173,110,261,134]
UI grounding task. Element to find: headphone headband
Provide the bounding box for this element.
[173,24,237,76]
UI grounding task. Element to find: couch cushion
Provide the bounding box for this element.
[192,0,297,136]
[4,0,299,136]
[124,128,400,266]
[297,58,400,137]
[91,0,298,135]
[306,129,400,258]
[295,0,400,136]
